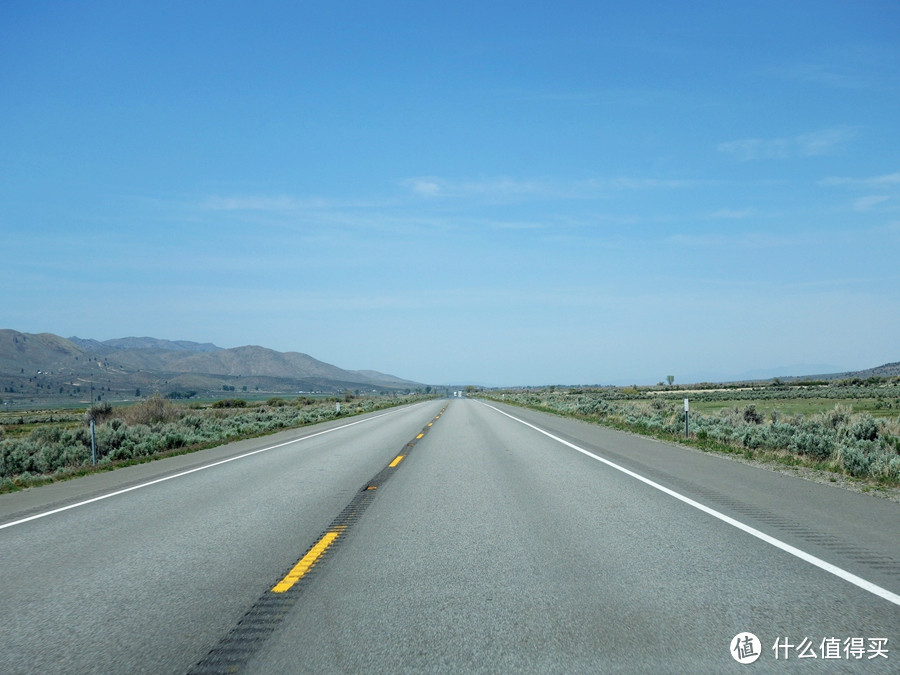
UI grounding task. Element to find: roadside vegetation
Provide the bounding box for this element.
[482,378,900,489]
[0,393,433,493]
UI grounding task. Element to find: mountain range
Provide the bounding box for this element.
[0,330,425,404]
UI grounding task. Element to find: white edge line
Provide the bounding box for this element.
[479,401,900,608]
[0,407,407,531]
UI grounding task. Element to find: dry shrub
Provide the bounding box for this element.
[818,403,852,429]
[85,401,114,423]
[123,394,181,425]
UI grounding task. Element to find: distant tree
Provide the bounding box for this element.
[666,375,675,386]
[135,388,141,397]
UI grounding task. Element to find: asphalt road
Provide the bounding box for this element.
[1,398,897,673]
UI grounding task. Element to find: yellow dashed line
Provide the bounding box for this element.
[272,527,346,593]
[269,406,448,597]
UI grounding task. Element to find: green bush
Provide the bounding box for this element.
[846,414,879,442]
[870,452,900,482]
[765,422,796,450]
[841,443,873,477]
[212,399,247,409]
[740,426,765,449]
[791,431,834,460]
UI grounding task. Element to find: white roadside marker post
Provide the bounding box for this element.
[90,418,97,465]
[684,398,689,438]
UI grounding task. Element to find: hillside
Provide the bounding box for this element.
[0,330,425,405]
[68,336,221,353]
[818,362,900,380]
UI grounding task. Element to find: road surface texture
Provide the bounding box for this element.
[1,398,897,673]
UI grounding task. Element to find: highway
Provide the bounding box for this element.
[1,398,897,672]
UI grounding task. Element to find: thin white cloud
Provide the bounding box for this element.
[820,175,898,212]
[877,221,900,235]
[202,195,305,211]
[796,127,857,155]
[501,86,675,108]
[667,221,896,250]
[717,137,790,161]
[854,195,889,211]
[718,126,857,161]
[200,194,394,213]
[820,172,900,187]
[667,231,803,249]
[402,175,708,202]
[402,176,546,200]
[486,219,546,231]
[708,209,752,220]
[606,177,702,190]
[775,63,869,90]
[458,177,544,197]
[406,179,442,196]
[774,45,898,92]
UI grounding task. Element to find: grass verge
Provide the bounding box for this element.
[0,393,435,494]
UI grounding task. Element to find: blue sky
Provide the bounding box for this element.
[2,1,898,386]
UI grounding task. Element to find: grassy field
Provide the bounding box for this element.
[659,396,893,418]
[0,410,84,438]
[5,379,900,492]
[0,392,433,493]
[484,378,900,488]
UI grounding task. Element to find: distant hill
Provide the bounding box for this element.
[0,330,425,405]
[68,336,221,353]
[791,362,900,381]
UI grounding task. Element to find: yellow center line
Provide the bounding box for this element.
[272,527,345,593]
[271,408,444,595]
